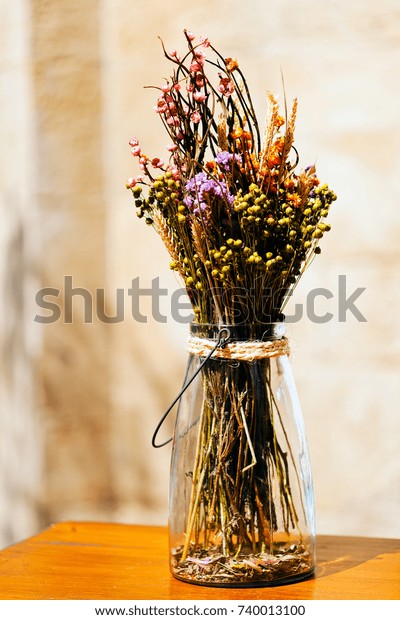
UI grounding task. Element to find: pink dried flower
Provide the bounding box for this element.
[160,83,171,93]
[190,61,203,73]
[218,77,235,96]
[166,116,180,127]
[129,137,139,147]
[186,30,195,41]
[173,83,181,91]
[190,110,201,124]
[151,157,164,168]
[131,145,141,156]
[193,91,206,102]
[139,156,148,170]
[167,144,178,152]
[194,50,206,65]
[170,167,180,180]
[154,98,168,114]
[199,36,210,48]
[126,177,136,188]
[195,74,204,87]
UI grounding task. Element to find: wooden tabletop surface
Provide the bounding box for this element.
[0,522,399,600]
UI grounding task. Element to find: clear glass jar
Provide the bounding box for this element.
[169,323,315,587]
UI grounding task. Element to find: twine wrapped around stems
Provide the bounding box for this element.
[187,336,290,361]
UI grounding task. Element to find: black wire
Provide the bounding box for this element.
[151,328,231,448]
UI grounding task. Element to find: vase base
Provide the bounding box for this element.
[171,541,314,588]
[171,567,315,588]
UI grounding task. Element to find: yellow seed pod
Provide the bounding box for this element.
[312,229,323,239]
[177,214,186,223]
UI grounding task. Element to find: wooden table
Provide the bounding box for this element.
[0,522,399,600]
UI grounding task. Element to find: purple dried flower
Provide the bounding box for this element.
[215,151,242,172]
[184,172,234,217]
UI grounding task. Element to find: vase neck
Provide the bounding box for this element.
[190,322,286,341]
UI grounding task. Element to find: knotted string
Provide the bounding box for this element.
[187,336,290,361]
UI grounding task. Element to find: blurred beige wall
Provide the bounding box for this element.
[1,0,399,548]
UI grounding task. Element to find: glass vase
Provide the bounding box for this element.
[169,323,316,587]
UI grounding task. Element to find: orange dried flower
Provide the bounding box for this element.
[284,178,295,189]
[286,192,301,206]
[231,128,243,139]
[225,57,239,72]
